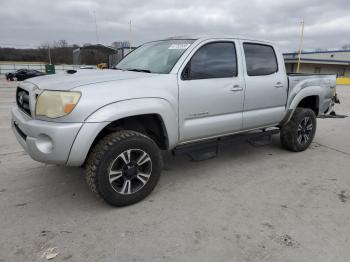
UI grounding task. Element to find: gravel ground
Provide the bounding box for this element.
[0,75,349,262]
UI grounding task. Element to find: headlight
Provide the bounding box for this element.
[35,90,81,118]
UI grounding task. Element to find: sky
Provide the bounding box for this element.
[0,0,349,52]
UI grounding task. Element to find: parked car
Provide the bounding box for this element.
[6,69,45,81]
[11,35,339,206]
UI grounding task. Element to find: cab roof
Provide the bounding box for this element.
[162,34,274,45]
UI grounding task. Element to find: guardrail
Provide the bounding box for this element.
[0,63,95,75]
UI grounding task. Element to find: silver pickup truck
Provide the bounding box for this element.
[11,35,339,206]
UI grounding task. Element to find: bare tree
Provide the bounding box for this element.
[111,41,130,49]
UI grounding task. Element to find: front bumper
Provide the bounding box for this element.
[11,106,82,165]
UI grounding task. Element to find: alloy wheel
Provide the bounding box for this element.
[108,149,152,195]
[297,116,313,145]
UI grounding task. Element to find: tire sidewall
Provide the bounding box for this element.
[286,108,317,151]
[97,135,162,206]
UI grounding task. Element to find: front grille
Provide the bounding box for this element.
[16,87,31,116]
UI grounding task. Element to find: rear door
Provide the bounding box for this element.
[178,40,245,142]
[241,42,288,129]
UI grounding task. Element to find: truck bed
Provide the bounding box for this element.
[287,73,337,116]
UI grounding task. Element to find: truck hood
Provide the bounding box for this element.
[24,69,158,91]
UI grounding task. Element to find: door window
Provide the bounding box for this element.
[182,42,237,80]
[243,43,278,76]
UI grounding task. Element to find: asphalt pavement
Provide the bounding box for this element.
[0,76,349,262]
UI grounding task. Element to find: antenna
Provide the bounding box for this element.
[93,11,100,44]
[296,20,305,73]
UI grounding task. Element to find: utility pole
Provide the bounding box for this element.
[93,11,99,44]
[129,20,132,51]
[48,44,52,64]
[296,20,305,73]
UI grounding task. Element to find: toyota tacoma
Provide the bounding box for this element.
[11,35,339,206]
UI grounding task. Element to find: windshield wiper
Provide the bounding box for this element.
[125,68,152,73]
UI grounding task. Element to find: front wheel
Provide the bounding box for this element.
[86,130,163,206]
[280,108,317,152]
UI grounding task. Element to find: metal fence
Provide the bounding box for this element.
[0,63,94,75]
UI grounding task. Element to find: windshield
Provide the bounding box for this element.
[116,39,195,74]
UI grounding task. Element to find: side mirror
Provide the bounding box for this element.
[181,64,191,80]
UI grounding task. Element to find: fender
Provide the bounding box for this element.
[280,85,322,126]
[67,98,178,166]
[288,85,322,111]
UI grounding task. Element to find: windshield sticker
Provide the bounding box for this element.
[168,44,191,50]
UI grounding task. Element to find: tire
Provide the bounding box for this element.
[280,108,316,152]
[86,130,162,206]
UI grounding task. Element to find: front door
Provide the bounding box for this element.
[178,41,245,142]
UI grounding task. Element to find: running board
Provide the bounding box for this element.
[173,129,280,161]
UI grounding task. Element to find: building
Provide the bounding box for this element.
[73,44,117,66]
[283,50,350,84]
[73,44,135,68]
[108,47,135,68]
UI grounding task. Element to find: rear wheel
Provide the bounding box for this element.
[86,130,162,206]
[280,108,316,152]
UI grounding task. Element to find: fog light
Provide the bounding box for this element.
[35,134,53,154]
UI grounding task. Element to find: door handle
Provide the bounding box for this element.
[275,82,284,88]
[230,85,243,92]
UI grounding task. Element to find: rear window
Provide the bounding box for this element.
[243,43,278,76]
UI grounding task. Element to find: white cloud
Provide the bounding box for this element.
[0,0,348,51]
